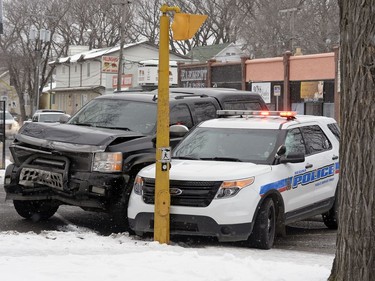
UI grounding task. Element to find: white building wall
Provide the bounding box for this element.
[213,45,245,62]
[81,60,102,87]
[56,65,70,88]
[55,43,187,91]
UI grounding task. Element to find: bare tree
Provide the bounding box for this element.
[0,0,73,121]
[131,0,255,55]
[132,0,163,45]
[239,0,339,57]
[328,1,375,280]
[0,0,139,121]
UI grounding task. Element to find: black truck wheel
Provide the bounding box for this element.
[13,200,59,221]
[109,176,135,234]
[248,198,276,249]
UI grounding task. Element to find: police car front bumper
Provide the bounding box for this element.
[129,212,253,242]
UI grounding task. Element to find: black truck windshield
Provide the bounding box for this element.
[69,99,157,135]
[173,127,280,164]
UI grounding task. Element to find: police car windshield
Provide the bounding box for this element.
[68,99,157,135]
[173,127,280,164]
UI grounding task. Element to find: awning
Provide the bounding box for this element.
[51,86,105,93]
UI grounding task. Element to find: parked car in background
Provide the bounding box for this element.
[0,111,20,139]
[28,109,68,123]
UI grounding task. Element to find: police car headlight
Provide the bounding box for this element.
[215,177,255,199]
[92,152,122,172]
[133,176,144,195]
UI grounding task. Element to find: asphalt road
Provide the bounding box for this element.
[0,139,337,254]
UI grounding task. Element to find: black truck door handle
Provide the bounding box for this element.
[305,163,313,169]
[332,155,339,160]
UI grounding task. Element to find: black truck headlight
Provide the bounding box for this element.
[92,152,122,172]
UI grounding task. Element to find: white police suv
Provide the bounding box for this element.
[128,110,340,249]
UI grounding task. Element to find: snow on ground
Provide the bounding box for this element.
[0,228,333,281]
[0,162,334,281]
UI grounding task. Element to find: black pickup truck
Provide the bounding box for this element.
[4,88,267,230]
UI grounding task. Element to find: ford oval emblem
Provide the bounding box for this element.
[170,188,182,196]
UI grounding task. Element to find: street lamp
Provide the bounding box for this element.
[279,7,298,52]
[29,27,51,114]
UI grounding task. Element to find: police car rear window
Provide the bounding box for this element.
[327,123,340,141]
[223,101,263,110]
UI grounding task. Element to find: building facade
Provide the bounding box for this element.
[50,41,188,115]
[177,48,340,120]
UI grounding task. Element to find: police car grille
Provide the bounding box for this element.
[142,178,222,207]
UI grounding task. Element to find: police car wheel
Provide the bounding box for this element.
[248,198,276,249]
[322,201,338,229]
[13,200,59,221]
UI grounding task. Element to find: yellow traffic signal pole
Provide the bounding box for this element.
[154,4,180,244]
[154,4,207,244]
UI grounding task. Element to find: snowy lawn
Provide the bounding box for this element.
[0,227,334,281]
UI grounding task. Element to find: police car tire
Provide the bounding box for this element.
[248,198,276,249]
[13,200,58,221]
[322,201,338,229]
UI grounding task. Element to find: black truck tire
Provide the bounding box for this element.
[13,200,59,221]
[109,176,135,234]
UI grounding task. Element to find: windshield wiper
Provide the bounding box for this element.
[172,156,200,160]
[200,157,243,162]
[98,126,131,131]
[73,122,94,127]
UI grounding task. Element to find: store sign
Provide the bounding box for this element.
[102,56,119,73]
[251,82,271,103]
[180,68,208,88]
[112,74,133,89]
[138,66,177,85]
[274,85,281,96]
[300,81,324,101]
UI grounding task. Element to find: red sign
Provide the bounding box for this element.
[112,74,133,89]
[102,56,119,73]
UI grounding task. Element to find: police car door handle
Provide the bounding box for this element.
[332,155,339,160]
[305,163,313,169]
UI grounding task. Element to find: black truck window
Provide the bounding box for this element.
[193,102,217,123]
[170,104,194,128]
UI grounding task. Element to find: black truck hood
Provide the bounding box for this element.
[15,122,147,153]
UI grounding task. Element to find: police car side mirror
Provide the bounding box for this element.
[276,145,286,157]
[279,152,305,164]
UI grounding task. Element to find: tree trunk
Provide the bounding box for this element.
[329,1,375,280]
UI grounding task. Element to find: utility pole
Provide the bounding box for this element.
[29,28,51,114]
[279,7,298,52]
[113,1,131,92]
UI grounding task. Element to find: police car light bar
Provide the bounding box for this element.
[217,110,297,119]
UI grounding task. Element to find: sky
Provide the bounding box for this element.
[0,162,334,281]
